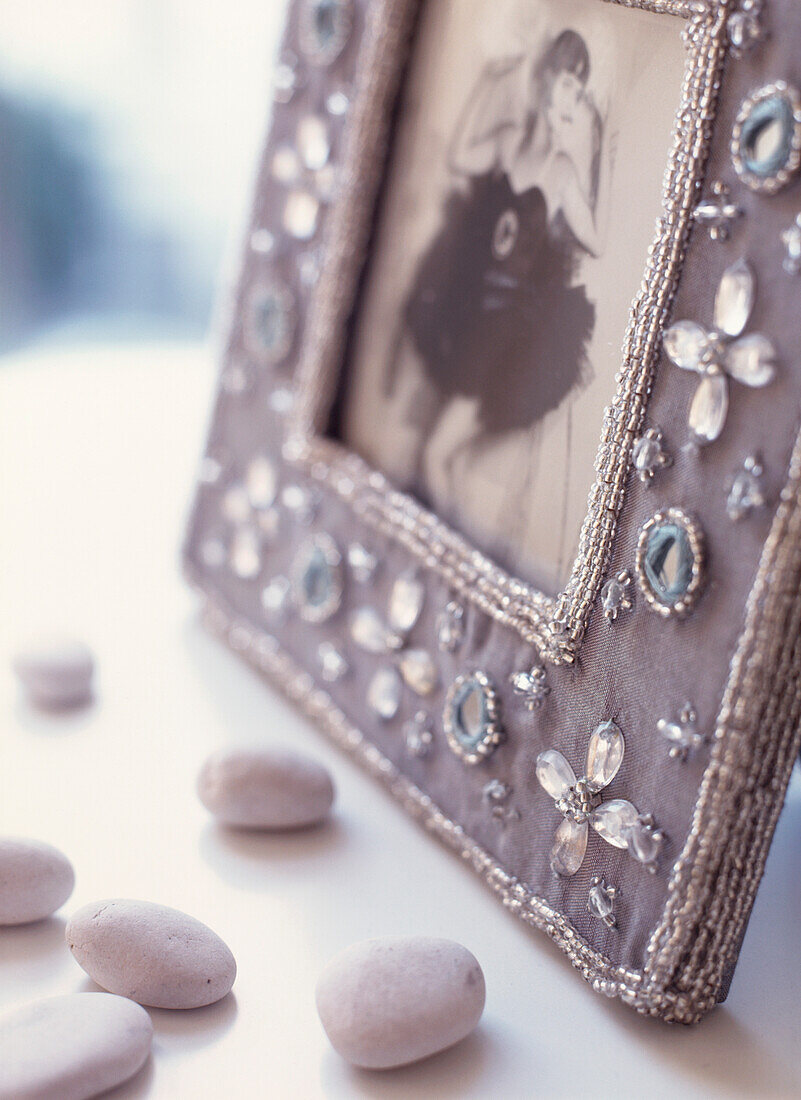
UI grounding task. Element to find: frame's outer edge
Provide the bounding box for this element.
[640,414,801,1021]
[182,0,801,1024]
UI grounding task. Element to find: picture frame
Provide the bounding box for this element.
[184,0,801,1022]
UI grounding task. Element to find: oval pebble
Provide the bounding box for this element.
[66,900,236,1009]
[316,936,485,1069]
[13,637,95,709]
[0,838,75,925]
[0,992,152,1100]
[197,746,335,830]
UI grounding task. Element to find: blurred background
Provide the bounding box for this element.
[0,0,286,356]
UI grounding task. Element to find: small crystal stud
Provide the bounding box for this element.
[482,778,518,823]
[781,214,801,275]
[403,711,434,758]
[601,570,634,623]
[437,601,465,653]
[347,543,378,584]
[727,0,765,57]
[281,484,320,524]
[693,181,742,242]
[510,665,550,710]
[318,642,348,683]
[625,814,666,874]
[587,876,619,929]
[727,455,766,521]
[261,575,291,621]
[658,703,706,762]
[632,428,672,483]
[273,57,302,104]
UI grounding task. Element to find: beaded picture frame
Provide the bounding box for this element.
[184,0,801,1022]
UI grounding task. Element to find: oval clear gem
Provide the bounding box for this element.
[399,649,439,696]
[536,750,576,800]
[367,667,402,720]
[585,721,625,790]
[550,817,588,878]
[388,571,425,633]
[590,799,639,849]
[350,608,402,654]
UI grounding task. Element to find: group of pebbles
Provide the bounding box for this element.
[1,639,486,1098]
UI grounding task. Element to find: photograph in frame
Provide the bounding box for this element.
[338,0,686,593]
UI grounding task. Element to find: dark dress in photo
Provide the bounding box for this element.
[402,168,595,435]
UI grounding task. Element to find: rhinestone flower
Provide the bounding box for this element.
[536,721,661,877]
[663,259,777,444]
[601,571,633,623]
[510,664,550,710]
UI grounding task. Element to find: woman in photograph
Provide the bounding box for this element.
[392,28,614,578]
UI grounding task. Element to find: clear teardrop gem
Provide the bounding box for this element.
[663,320,708,371]
[590,799,639,849]
[388,570,425,633]
[585,721,625,791]
[297,115,330,170]
[221,484,252,524]
[350,608,402,654]
[725,334,776,387]
[399,649,439,696]
[690,370,729,443]
[367,667,402,720]
[714,258,755,338]
[272,145,301,184]
[229,526,261,579]
[283,190,319,240]
[536,749,576,801]
[246,456,278,509]
[550,817,588,877]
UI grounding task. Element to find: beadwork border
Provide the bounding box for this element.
[285,0,731,664]
[185,399,801,1020]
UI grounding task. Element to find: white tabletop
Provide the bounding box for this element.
[1,341,799,1099]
